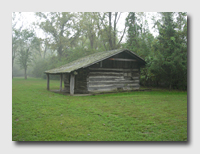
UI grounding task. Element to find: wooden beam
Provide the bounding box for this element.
[100,61,102,67]
[109,58,137,62]
[88,84,140,91]
[89,72,124,76]
[89,76,123,79]
[88,80,139,86]
[89,68,138,72]
[88,83,140,88]
[70,74,75,95]
[138,67,140,89]
[60,74,63,92]
[47,74,50,90]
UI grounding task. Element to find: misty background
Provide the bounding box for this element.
[12,12,187,90]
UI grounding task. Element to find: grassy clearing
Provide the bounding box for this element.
[12,77,187,141]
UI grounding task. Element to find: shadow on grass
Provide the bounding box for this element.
[14,140,189,146]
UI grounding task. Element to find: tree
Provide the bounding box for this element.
[125,12,157,86]
[125,12,140,53]
[12,12,23,79]
[149,12,187,90]
[96,12,127,50]
[76,12,105,52]
[17,29,35,79]
[35,12,79,57]
[125,12,154,58]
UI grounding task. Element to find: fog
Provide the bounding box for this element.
[12,12,187,91]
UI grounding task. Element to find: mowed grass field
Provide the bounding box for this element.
[12,77,187,141]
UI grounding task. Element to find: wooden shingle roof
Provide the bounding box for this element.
[44,49,146,74]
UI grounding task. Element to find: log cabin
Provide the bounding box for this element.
[44,49,146,95]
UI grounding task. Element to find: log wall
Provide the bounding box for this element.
[63,51,142,94]
[74,68,89,94]
[63,74,70,92]
[87,68,140,93]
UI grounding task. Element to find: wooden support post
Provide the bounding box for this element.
[60,73,63,92]
[100,61,102,67]
[138,67,140,89]
[47,74,50,90]
[70,74,75,95]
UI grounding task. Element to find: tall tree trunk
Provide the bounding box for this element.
[117,25,127,46]
[96,16,107,51]
[43,44,47,59]
[12,58,14,79]
[113,12,118,48]
[12,43,15,79]
[24,67,27,79]
[89,32,94,50]
[90,38,94,50]
[169,74,172,90]
[108,12,113,50]
[57,44,63,57]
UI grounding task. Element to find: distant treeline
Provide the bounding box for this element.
[12,12,187,90]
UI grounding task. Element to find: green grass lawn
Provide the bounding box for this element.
[12,77,187,141]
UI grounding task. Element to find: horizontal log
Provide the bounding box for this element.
[88,75,139,81]
[89,72,124,76]
[88,86,140,92]
[88,83,140,88]
[88,73,140,83]
[88,80,139,86]
[88,78,125,82]
[89,79,140,83]
[109,58,137,62]
[89,72,139,78]
[89,76,124,79]
[89,78,140,82]
[123,72,132,76]
[89,68,139,72]
[89,88,116,92]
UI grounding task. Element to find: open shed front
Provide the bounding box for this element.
[46,73,76,95]
[44,49,146,95]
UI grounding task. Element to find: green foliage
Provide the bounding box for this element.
[12,78,187,141]
[125,12,187,90]
[17,48,32,69]
[13,64,24,77]
[16,29,35,79]
[12,12,24,78]
[78,12,98,50]
[35,12,78,57]
[32,47,103,79]
[125,12,154,58]
[32,59,48,78]
[149,12,187,90]
[29,12,127,78]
